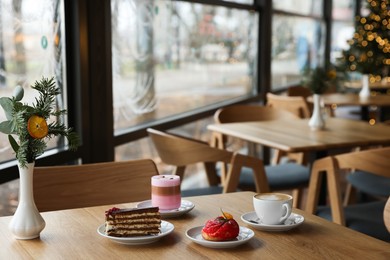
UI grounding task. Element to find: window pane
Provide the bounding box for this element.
[222,0,253,4]
[271,15,325,89]
[332,0,355,20]
[360,0,371,16]
[115,117,214,190]
[0,0,66,163]
[331,21,354,63]
[112,0,258,132]
[273,0,323,16]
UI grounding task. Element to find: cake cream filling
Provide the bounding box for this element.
[105,223,160,231]
[107,212,160,220]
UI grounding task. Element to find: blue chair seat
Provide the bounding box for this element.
[181,186,224,197]
[347,171,390,197]
[316,200,389,242]
[233,163,310,190]
[182,163,309,197]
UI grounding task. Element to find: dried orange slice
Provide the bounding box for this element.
[27,115,48,139]
[220,208,233,219]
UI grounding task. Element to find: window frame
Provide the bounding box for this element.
[1,0,356,184]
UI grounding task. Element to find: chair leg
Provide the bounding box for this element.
[173,166,186,181]
[272,150,284,165]
[292,188,301,208]
[343,183,357,206]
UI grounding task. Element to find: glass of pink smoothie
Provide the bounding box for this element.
[151,175,181,210]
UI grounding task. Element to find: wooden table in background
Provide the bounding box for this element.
[344,80,390,91]
[208,118,390,205]
[1,192,388,259]
[208,117,390,154]
[307,93,390,121]
[309,93,390,107]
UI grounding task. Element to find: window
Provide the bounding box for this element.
[272,0,323,16]
[0,0,67,164]
[111,0,259,132]
[331,0,355,63]
[271,7,325,90]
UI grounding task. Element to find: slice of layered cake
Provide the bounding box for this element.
[105,207,161,237]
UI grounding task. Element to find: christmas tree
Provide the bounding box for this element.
[339,0,390,78]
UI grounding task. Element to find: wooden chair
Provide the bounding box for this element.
[287,85,313,98]
[212,104,298,160]
[147,128,270,196]
[287,85,313,113]
[34,159,158,212]
[266,92,311,119]
[266,92,311,165]
[305,147,390,241]
[213,105,310,208]
[343,120,390,205]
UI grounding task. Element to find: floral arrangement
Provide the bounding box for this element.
[301,66,337,94]
[0,77,78,168]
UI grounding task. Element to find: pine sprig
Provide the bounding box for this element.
[0,76,79,168]
[301,66,337,94]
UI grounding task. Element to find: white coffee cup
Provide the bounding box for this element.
[253,193,293,225]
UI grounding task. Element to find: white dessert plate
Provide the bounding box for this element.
[136,199,195,218]
[97,220,174,245]
[185,226,254,249]
[240,212,304,232]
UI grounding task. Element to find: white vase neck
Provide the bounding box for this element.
[18,162,35,204]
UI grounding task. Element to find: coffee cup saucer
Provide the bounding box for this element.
[240,212,304,232]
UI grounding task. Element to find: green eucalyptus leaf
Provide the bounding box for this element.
[0,97,14,120]
[0,120,13,134]
[8,135,19,153]
[13,85,24,101]
[0,76,79,162]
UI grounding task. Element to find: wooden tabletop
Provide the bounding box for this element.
[207,117,390,153]
[1,192,388,259]
[307,93,390,107]
[344,80,390,90]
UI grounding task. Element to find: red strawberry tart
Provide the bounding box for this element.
[201,211,240,241]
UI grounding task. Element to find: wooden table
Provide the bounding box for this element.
[207,117,390,154]
[344,80,390,91]
[1,192,388,259]
[307,93,390,121]
[308,93,390,107]
[208,118,390,205]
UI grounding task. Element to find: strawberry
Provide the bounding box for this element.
[201,213,240,241]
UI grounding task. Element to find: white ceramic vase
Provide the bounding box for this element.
[9,162,45,239]
[359,74,370,99]
[308,94,325,130]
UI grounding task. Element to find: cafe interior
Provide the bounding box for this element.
[0,0,389,257]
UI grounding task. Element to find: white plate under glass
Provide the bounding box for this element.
[136,199,195,218]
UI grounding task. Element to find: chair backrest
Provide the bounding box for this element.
[213,104,305,165]
[287,86,314,113]
[214,104,297,124]
[385,197,390,233]
[305,147,390,226]
[147,128,270,193]
[287,85,312,98]
[33,159,158,212]
[213,104,297,150]
[266,92,311,119]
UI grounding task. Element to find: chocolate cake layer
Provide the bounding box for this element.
[105,207,161,237]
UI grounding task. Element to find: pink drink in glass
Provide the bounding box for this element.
[151,175,181,210]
